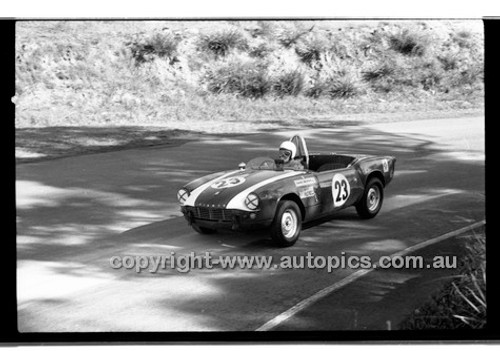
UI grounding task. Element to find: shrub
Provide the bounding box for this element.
[450,65,483,90]
[325,31,359,61]
[204,57,269,98]
[438,53,459,71]
[197,28,248,58]
[295,35,327,64]
[453,30,474,49]
[362,61,395,82]
[304,75,328,98]
[452,233,486,328]
[277,23,315,48]
[317,51,352,77]
[326,73,363,99]
[370,77,396,93]
[248,40,276,59]
[251,21,276,38]
[400,230,486,330]
[271,69,305,97]
[127,32,179,65]
[415,59,444,90]
[389,28,430,56]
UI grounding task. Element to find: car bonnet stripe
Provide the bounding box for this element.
[184,170,242,207]
[193,169,275,206]
[226,171,307,211]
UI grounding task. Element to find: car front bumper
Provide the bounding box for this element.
[181,206,273,231]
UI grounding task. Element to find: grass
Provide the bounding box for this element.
[15,20,483,128]
[399,227,486,329]
[271,69,305,97]
[204,56,270,98]
[388,27,431,57]
[14,20,484,161]
[197,27,248,58]
[127,31,180,65]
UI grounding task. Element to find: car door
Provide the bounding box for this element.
[314,167,364,215]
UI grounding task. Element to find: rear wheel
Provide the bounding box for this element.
[356,178,384,219]
[270,200,302,247]
[192,224,216,235]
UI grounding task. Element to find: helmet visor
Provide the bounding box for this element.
[279,149,292,159]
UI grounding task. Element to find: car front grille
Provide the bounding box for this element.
[187,206,234,222]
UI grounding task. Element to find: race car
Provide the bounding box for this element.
[177,135,396,247]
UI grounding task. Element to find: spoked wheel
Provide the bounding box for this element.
[356,178,384,219]
[270,200,302,247]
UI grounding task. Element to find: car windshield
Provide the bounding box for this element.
[246,157,303,171]
[247,157,277,170]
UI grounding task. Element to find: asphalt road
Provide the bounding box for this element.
[16,116,485,332]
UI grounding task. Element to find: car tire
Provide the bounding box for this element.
[270,200,302,247]
[192,224,216,235]
[356,178,384,219]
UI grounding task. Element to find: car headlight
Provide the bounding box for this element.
[245,193,260,210]
[177,188,190,205]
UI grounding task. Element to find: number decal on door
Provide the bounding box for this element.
[332,173,350,207]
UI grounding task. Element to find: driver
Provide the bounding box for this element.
[278,141,304,170]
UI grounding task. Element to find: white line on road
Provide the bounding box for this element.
[255,220,486,331]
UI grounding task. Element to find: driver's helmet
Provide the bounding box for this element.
[279,141,297,161]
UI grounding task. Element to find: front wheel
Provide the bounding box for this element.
[270,200,302,247]
[356,178,384,219]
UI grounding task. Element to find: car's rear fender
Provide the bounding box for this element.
[354,156,396,187]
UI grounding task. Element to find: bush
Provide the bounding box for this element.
[438,53,459,71]
[453,30,474,49]
[389,28,430,56]
[251,21,276,38]
[204,57,269,98]
[271,69,305,97]
[362,61,395,82]
[304,75,328,98]
[326,32,359,61]
[417,59,444,91]
[248,40,276,59]
[277,23,315,48]
[452,233,486,328]
[451,65,483,89]
[127,32,179,65]
[373,78,397,93]
[197,28,248,58]
[326,73,363,99]
[295,35,327,64]
[400,230,486,330]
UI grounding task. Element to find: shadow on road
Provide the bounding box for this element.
[16,123,485,331]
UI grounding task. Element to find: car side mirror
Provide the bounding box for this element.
[238,162,246,170]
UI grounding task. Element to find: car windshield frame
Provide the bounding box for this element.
[246,157,304,171]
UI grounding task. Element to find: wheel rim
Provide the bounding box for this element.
[281,210,298,239]
[367,186,381,212]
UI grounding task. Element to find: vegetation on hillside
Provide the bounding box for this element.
[15,20,484,128]
[400,229,486,329]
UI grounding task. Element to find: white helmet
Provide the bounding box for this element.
[279,141,297,159]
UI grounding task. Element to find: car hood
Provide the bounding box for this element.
[184,168,304,209]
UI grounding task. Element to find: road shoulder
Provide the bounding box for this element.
[271,230,475,331]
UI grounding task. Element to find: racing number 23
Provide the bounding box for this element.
[211,176,246,189]
[332,173,351,207]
